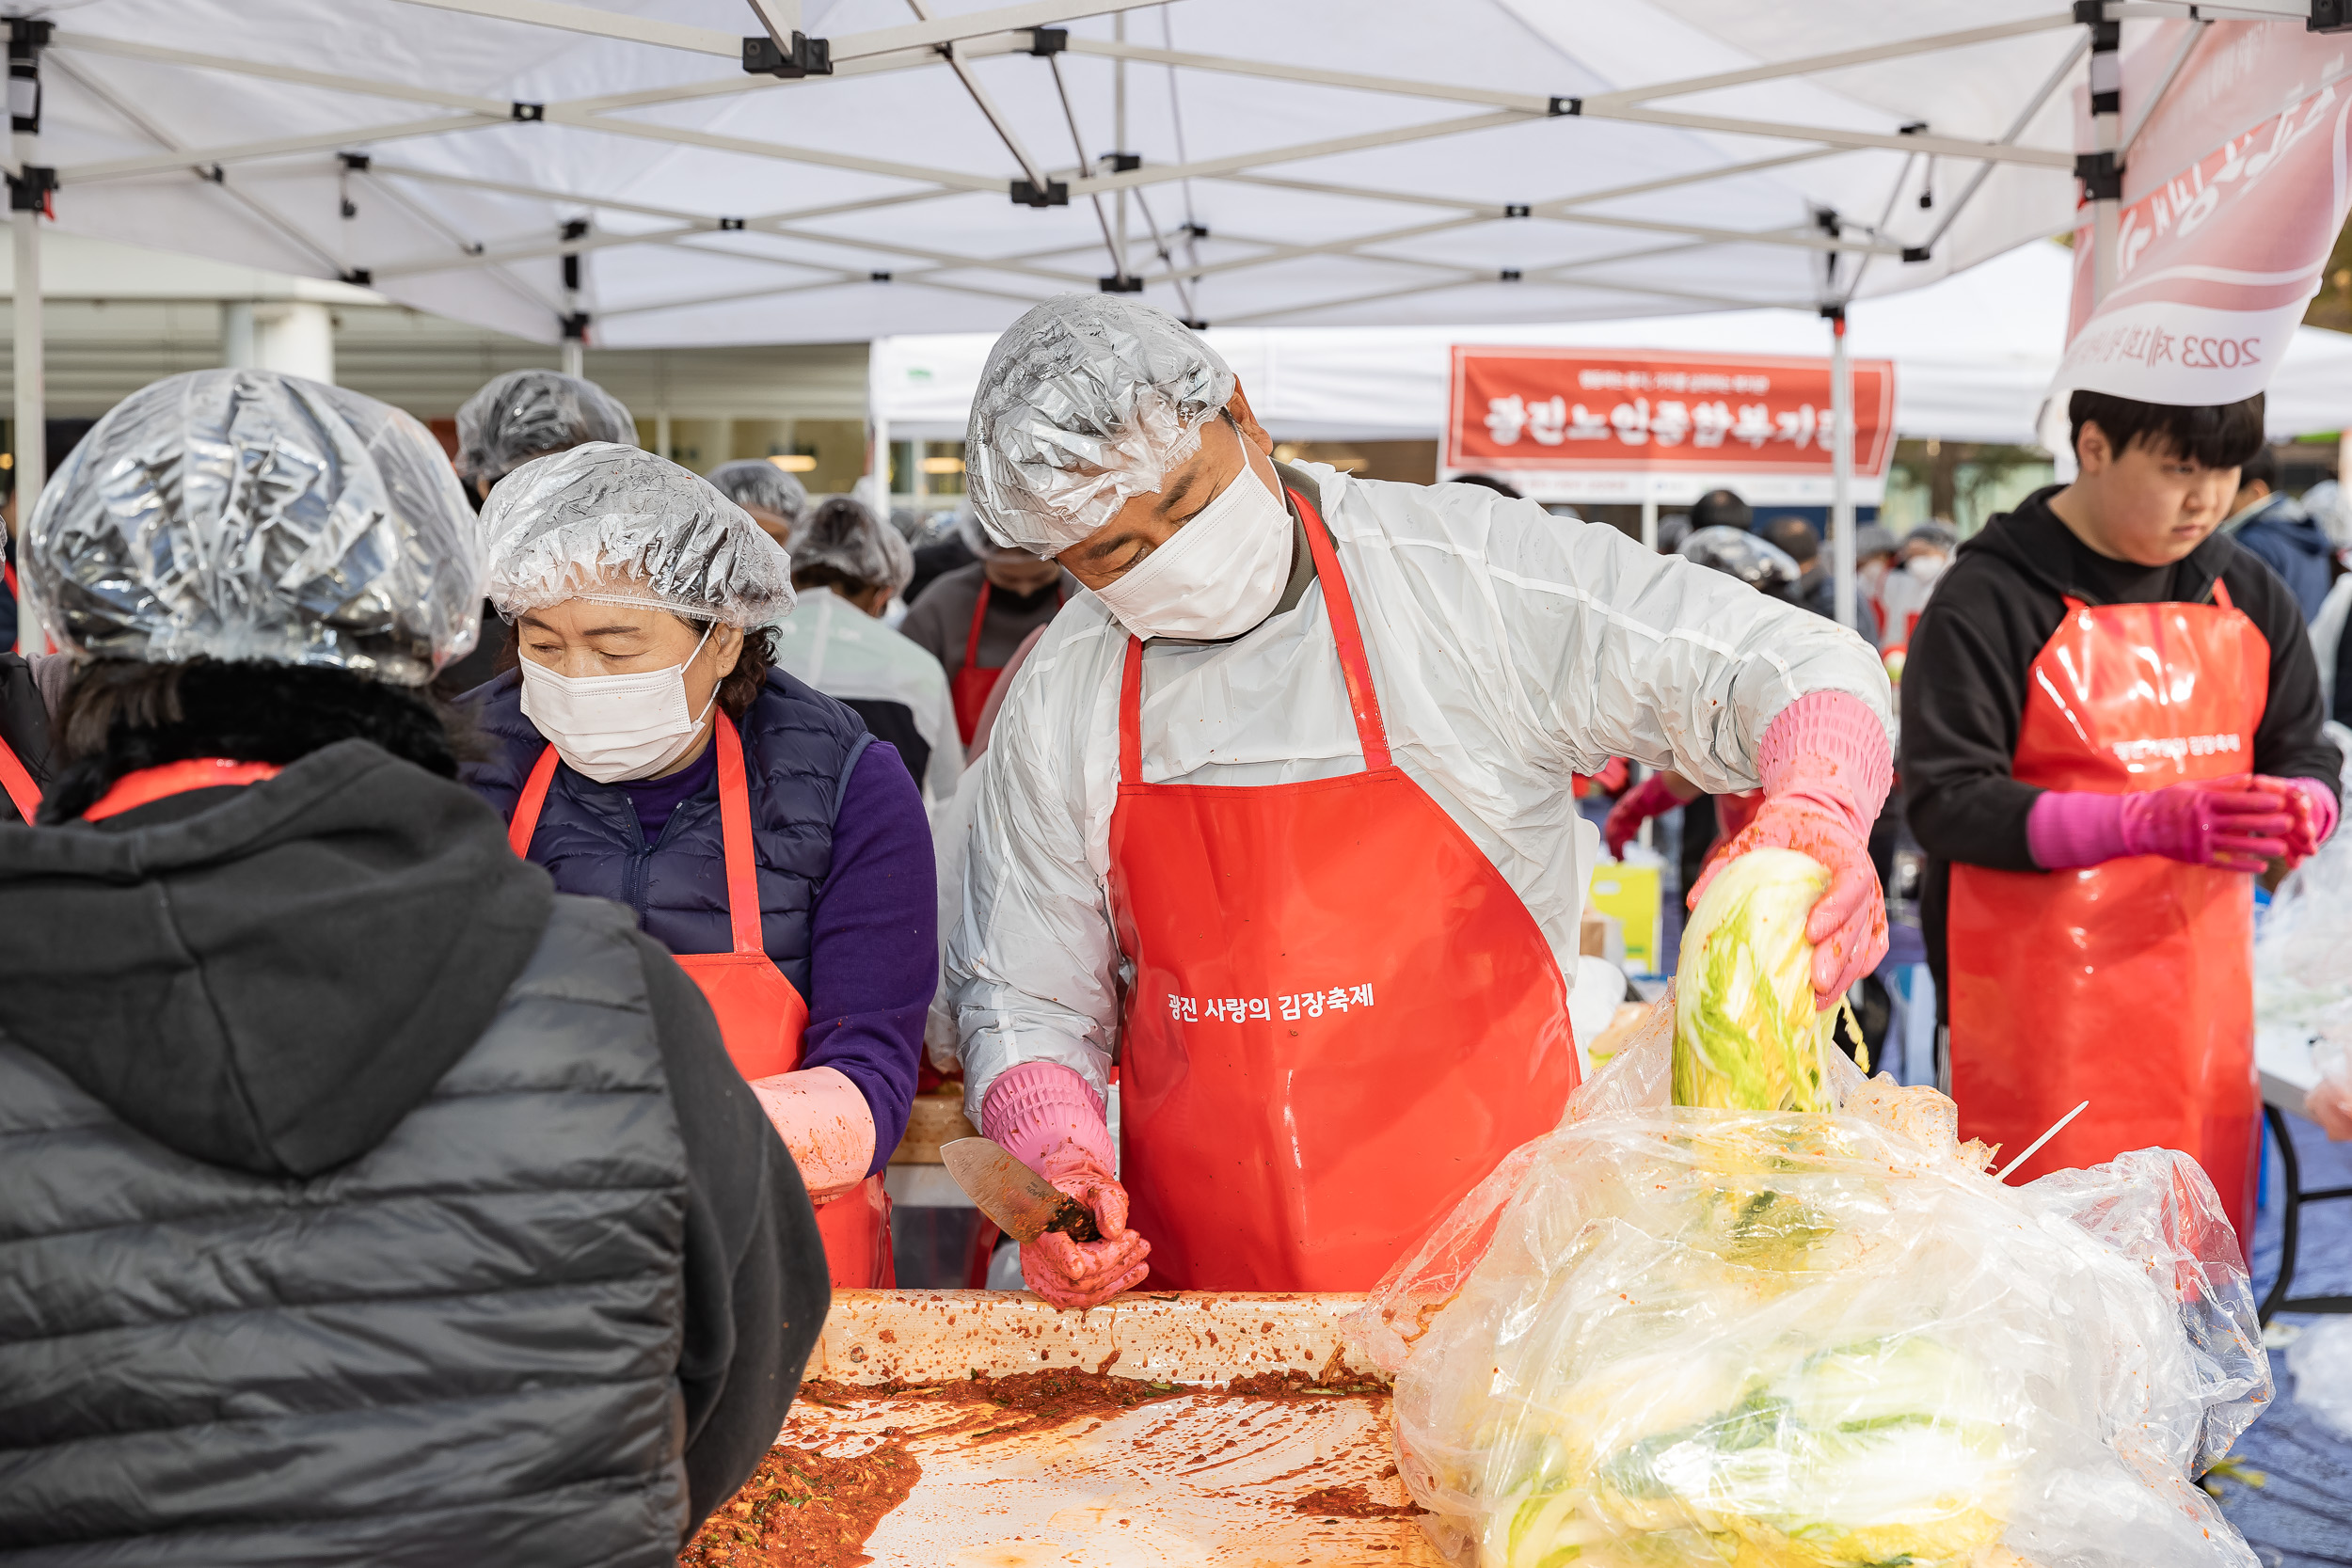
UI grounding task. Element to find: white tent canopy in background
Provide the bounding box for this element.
[25,0,2116,348]
[874,240,2352,449]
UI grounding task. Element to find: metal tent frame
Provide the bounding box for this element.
[4,0,2328,640]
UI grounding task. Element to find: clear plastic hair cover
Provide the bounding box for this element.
[965,294,1236,554]
[795,496,913,595]
[454,369,636,485]
[22,368,481,686]
[705,458,809,525]
[479,442,795,627]
[1678,524,1802,592]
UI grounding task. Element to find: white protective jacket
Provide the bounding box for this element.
[769,585,964,806]
[947,465,1893,1121]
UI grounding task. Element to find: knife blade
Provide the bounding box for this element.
[940,1136,1102,1244]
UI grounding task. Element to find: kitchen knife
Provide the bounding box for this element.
[940,1136,1102,1244]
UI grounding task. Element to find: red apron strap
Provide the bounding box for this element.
[711,711,766,957]
[508,746,561,859]
[961,579,993,673]
[2211,578,2234,611]
[1292,486,1393,771]
[84,758,283,822]
[1119,636,1146,783]
[0,736,39,823]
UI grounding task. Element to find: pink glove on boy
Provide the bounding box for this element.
[980,1062,1151,1309]
[2026,775,2334,874]
[1688,690,1894,1006]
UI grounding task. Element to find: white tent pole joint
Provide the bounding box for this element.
[8,16,51,656]
[560,215,589,375]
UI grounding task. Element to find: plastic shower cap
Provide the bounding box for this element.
[21,368,480,686]
[965,293,1236,554]
[793,497,914,596]
[480,443,795,627]
[706,458,809,525]
[454,369,636,485]
[1678,524,1800,593]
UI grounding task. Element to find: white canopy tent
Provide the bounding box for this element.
[3,0,2331,636]
[871,239,2352,451]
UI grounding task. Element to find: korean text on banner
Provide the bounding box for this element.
[2051,22,2352,420]
[1447,347,1895,477]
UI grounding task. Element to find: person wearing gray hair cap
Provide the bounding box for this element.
[453,368,636,500]
[706,458,809,548]
[947,293,1895,1311]
[0,366,828,1559]
[770,497,961,806]
[461,444,935,1291]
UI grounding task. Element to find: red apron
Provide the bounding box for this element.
[508,712,893,1287]
[1947,587,2267,1247]
[950,579,1061,744]
[1107,488,1581,1291]
[0,736,40,823]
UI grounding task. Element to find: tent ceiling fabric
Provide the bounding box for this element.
[28,1,2145,347]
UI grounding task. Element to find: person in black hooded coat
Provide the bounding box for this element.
[0,369,826,1568]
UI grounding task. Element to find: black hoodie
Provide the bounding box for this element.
[1900,487,2342,1017]
[0,740,827,1560]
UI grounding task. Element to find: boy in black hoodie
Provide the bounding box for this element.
[1901,389,2340,1243]
[0,370,828,1567]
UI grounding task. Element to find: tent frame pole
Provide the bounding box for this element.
[10,20,45,656]
[1829,308,1855,631]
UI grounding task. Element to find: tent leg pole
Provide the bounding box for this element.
[1830,309,1855,631]
[1640,495,1658,551]
[11,81,43,655]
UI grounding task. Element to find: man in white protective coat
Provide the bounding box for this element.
[946,296,1894,1307]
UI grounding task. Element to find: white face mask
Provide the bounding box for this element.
[518,626,719,784]
[1905,552,1948,582]
[1092,429,1292,641]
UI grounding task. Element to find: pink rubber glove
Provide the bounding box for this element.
[2308,1077,2352,1142]
[749,1066,875,1201]
[2257,774,2338,865]
[980,1062,1151,1308]
[1603,771,1692,859]
[1689,691,1893,1006]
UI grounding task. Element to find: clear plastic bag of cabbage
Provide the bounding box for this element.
[1354,850,2269,1568]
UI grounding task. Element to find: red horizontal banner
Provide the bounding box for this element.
[1445,347,1895,477]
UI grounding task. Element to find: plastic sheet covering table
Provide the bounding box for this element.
[771,1290,1442,1566]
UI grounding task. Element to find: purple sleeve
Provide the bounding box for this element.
[801,742,936,1177]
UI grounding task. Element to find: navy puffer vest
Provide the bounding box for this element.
[467,670,871,998]
[0,898,692,1567]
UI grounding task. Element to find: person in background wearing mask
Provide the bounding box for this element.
[1877,521,1954,655]
[0,642,59,824]
[2221,444,2332,623]
[0,372,823,1563]
[1903,390,2340,1252]
[899,506,1078,744]
[947,297,1892,1307]
[771,496,963,808]
[463,446,934,1288]
[707,457,810,552]
[1851,524,1901,653]
[438,369,640,697]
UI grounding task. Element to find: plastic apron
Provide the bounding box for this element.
[1107,488,1581,1291]
[508,712,893,1287]
[950,580,1061,745]
[0,736,38,823]
[1947,586,2267,1247]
